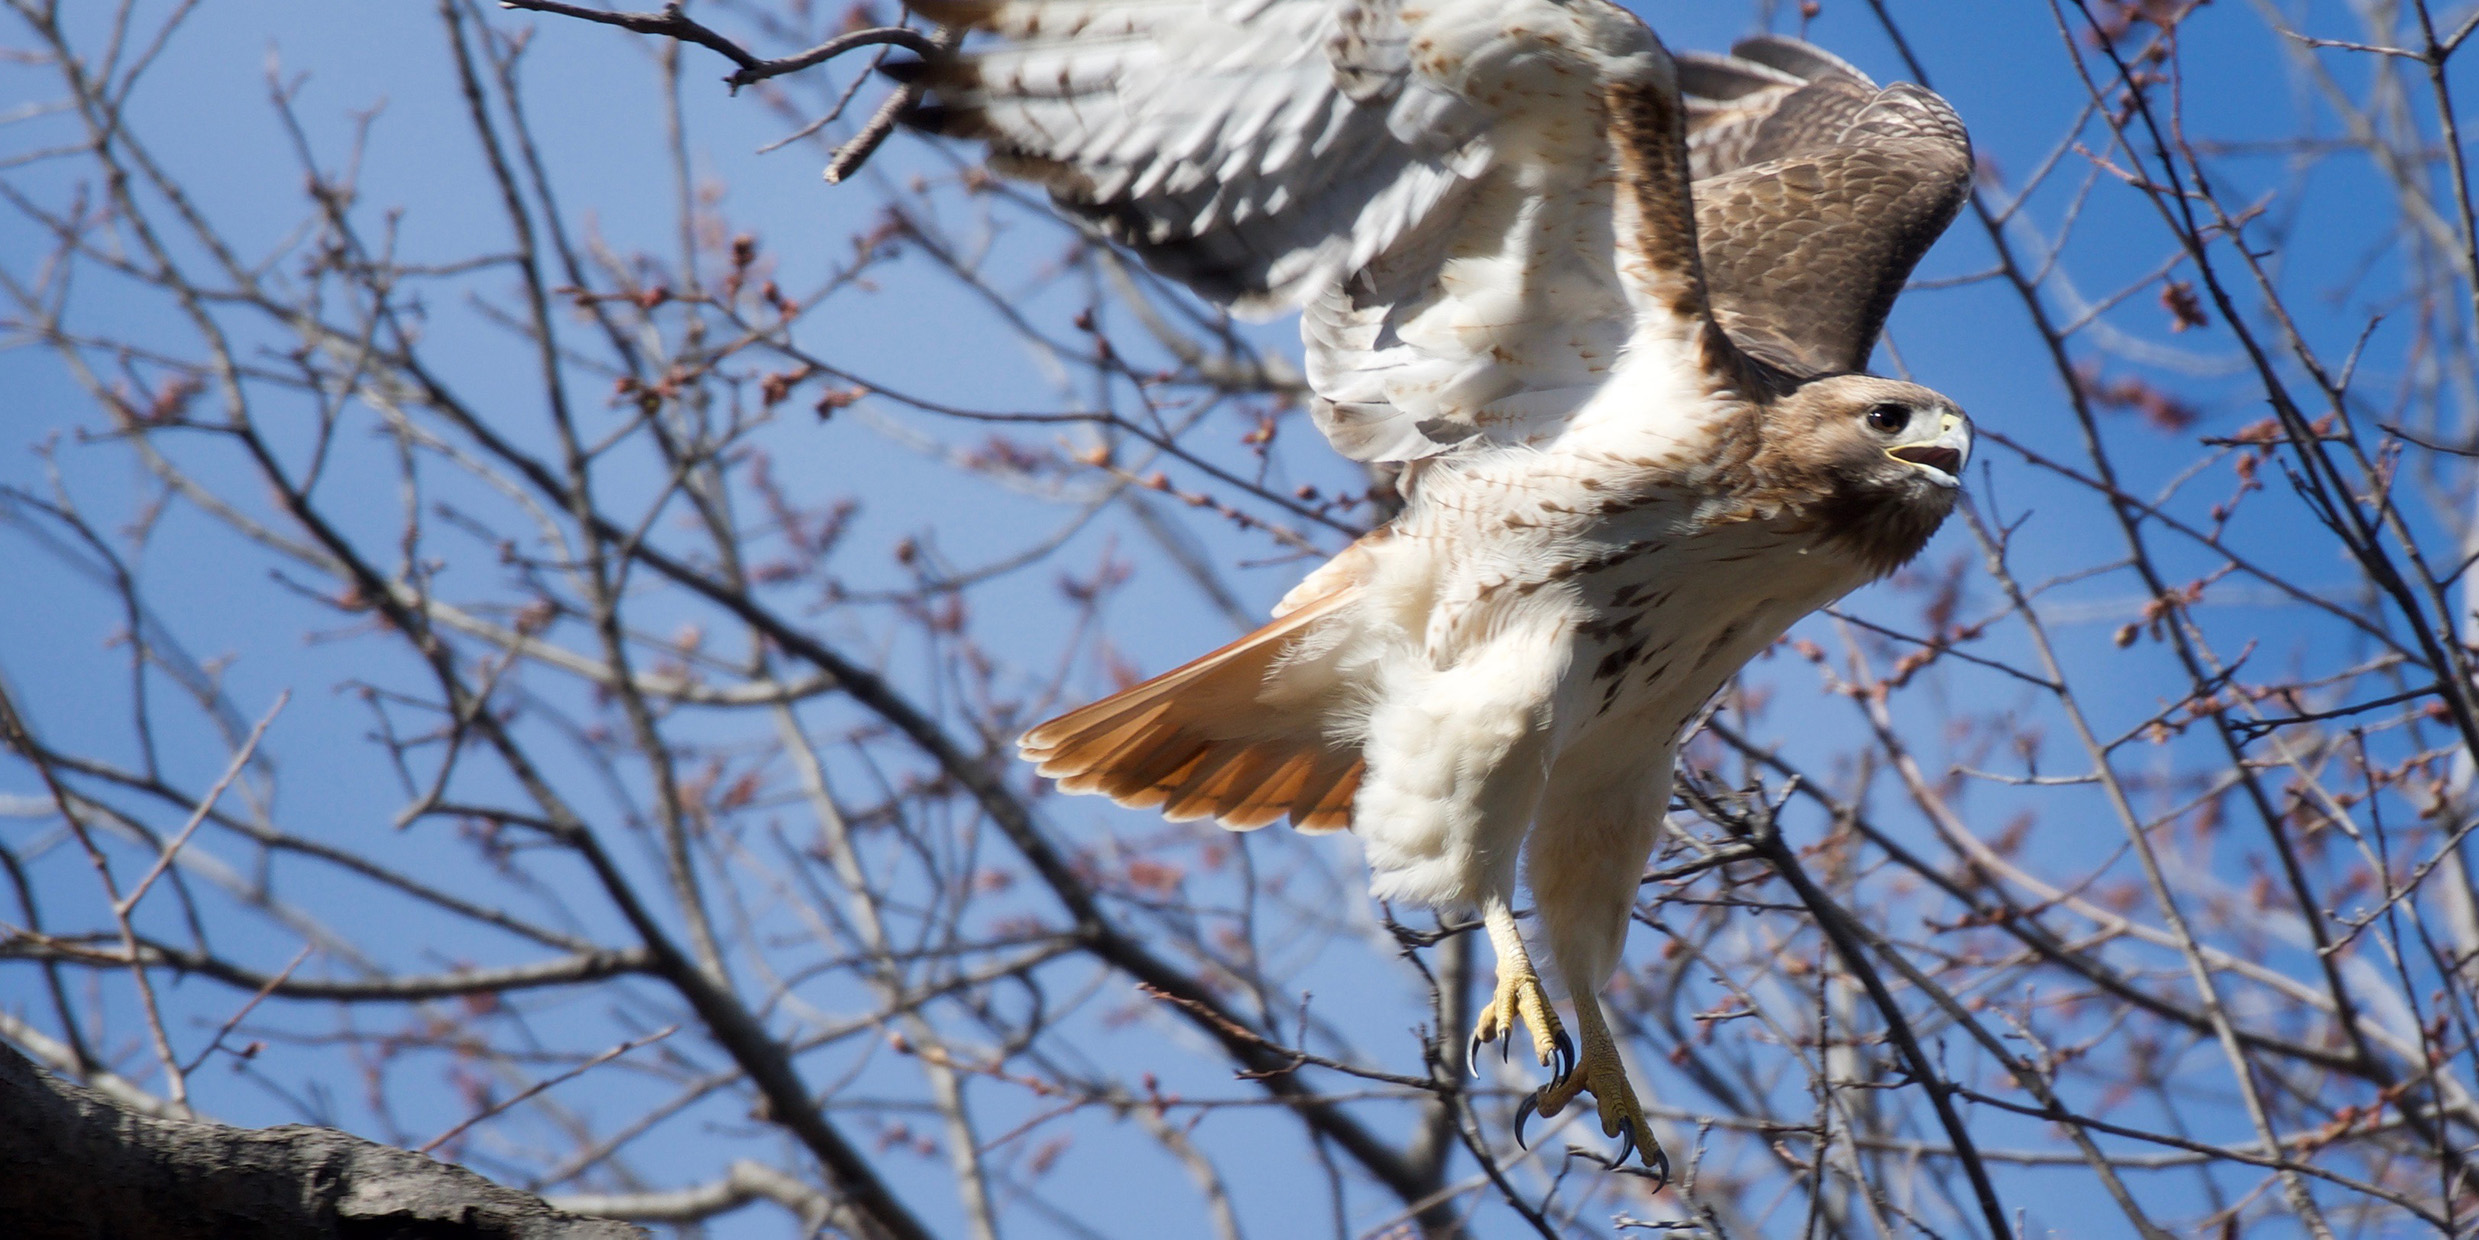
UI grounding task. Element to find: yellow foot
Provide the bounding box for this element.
[1470,959,1574,1082]
[1515,1035,1670,1185]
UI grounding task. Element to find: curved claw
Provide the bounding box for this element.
[1513,1090,1540,1150]
[1644,1140,1672,1192]
[1468,1033,1483,1079]
[1552,1027,1576,1083]
[1613,1116,1637,1169]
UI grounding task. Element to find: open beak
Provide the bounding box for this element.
[1886,413,1970,481]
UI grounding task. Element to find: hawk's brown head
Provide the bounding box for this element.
[1755,374,1972,576]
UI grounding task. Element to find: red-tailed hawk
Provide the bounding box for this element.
[900,0,1974,1177]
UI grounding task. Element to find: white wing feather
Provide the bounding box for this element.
[907,0,1697,462]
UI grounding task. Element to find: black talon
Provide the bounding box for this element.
[1613,1116,1637,1168]
[1646,1141,1672,1192]
[1468,1033,1484,1078]
[1513,1091,1540,1150]
[1501,1034,1511,1065]
[1553,1028,1576,1082]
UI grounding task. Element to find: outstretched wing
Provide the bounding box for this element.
[1677,35,1974,377]
[899,0,1731,462]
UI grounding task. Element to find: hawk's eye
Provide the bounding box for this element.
[1865,403,1912,435]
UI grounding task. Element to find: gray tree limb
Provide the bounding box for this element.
[0,1040,645,1240]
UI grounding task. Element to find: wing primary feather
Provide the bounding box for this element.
[1728,34,1869,85]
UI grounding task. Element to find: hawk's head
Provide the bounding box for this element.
[1762,374,1973,575]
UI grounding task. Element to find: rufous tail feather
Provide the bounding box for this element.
[1020,591,1361,833]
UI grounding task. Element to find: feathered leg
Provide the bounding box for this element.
[1514,749,1672,1180]
[1353,618,1573,1082]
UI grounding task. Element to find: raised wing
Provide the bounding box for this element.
[1677,35,1974,377]
[898,0,1728,462]
[898,0,1484,313]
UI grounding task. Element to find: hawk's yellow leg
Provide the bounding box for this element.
[1470,902,1572,1081]
[1516,993,1671,1183]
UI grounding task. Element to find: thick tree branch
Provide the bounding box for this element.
[0,1040,646,1240]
